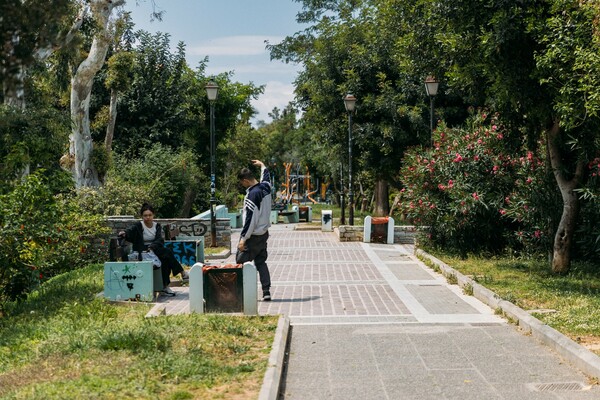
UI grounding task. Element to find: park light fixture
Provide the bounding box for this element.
[424,75,439,145]
[343,93,357,225]
[205,80,219,247]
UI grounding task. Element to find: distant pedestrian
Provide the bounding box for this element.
[236,160,272,301]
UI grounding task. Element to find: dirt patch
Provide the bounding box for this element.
[575,335,600,356]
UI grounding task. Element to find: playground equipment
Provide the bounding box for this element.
[275,162,324,205]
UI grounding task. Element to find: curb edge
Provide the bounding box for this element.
[259,314,290,400]
[415,248,600,381]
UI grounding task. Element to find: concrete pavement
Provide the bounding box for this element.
[153,224,600,399]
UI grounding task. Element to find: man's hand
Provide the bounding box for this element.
[238,238,246,252]
[251,159,264,168]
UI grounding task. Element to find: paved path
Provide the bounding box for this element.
[158,224,600,399]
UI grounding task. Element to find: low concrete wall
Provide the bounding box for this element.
[106,217,231,248]
[336,225,417,244]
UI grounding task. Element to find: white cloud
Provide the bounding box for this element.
[188,35,284,57]
[251,80,296,123]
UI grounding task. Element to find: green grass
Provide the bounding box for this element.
[0,264,278,399]
[429,251,600,354]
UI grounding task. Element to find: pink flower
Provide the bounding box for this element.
[492,125,498,131]
[448,180,454,188]
[453,153,463,162]
[438,184,446,191]
[496,133,504,139]
[499,209,507,215]
[472,192,479,201]
[526,177,533,184]
[534,230,541,238]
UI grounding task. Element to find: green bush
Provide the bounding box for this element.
[0,172,109,304]
[108,144,208,217]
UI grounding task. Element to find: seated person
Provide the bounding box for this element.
[119,202,188,296]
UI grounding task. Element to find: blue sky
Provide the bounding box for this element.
[124,0,305,123]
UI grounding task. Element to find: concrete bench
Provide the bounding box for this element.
[279,209,299,223]
[228,212,242,228]
[103,261,162,301]
[164,238,205,266]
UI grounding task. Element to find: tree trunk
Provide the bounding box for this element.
[546,120,584,274]
[179,188,196,218]
[373,179,389,217]
[389,193,401,215]
[70,0,124,188]
[2,65,26,109]
[104,88,118,155]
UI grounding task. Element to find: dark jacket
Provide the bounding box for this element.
[124,221,164,258]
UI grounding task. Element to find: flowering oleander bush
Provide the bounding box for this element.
[399,110,557,256]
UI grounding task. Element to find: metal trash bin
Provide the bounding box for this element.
[203,265,244,313]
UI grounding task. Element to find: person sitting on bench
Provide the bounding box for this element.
[119,202,188,296]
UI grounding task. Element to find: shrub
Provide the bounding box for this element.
[0,172,109,304]
[399,111,513,253]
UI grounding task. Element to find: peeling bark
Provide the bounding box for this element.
[546,120,584,274]
[70,0,125,188]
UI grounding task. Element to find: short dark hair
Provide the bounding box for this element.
[140,202,155,215]
[237,167,254,181]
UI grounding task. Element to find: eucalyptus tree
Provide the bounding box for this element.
[69,0,126,188]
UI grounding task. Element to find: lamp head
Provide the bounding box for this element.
[205,80,219,101]
[344,93,357,112]
[424,75,439,97]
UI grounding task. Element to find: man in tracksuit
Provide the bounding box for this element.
[236,159,272,301]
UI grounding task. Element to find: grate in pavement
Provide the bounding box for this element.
[533,382,587,392]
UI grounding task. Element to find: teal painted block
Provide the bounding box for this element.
[165,240,202,266]
[270,210,278,224]
[104,261,155,302]
[227,212,242,228]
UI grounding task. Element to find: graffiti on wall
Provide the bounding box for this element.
[165,241,199,266]
[103,262,154,301]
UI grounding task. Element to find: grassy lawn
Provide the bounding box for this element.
[0,264,278,399]
[427,251,600,355]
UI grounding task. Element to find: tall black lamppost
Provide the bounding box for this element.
[343,93,357,225]
[205,80,219,247]
[340,163,345,225]
[424,75,439,146]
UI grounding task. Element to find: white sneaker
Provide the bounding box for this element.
[181,270,189,281]
[162,287,176,296]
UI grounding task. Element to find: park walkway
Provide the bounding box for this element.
[158,224,600,399]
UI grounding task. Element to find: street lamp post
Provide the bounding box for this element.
[205,80,219,247]
[343,93,357,226]
[424,76,439,146]
[340,163,345,225]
